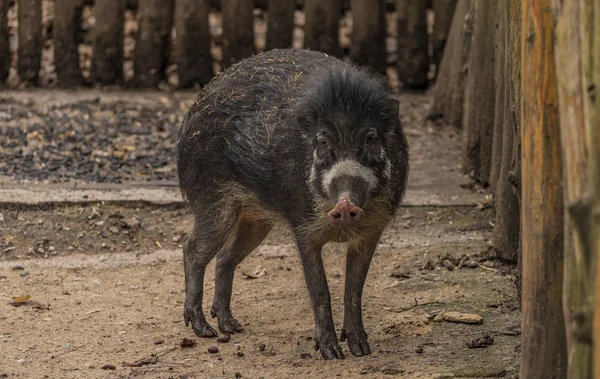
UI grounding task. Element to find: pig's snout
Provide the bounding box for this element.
[327,198,364,226]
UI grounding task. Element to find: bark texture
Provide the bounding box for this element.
[431,0,456,74]
[350,0,386,74]
[54,0,84,86]
[462,0,496,184]
[0,0,9,83]
[91,0,126,85]
[174,0,212,88]
[553,0,600,377]
[492,0,521,263]
[221,0,255,68]
[17,0,42,84]
[304,0,342,56]
[395,0,429,89]
[133,0,174,87]
[519,0,567,377]
[266,0,295,50]
[428,0,471,128]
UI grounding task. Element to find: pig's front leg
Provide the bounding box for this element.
[295,238,345,360]
[341,233,382,356]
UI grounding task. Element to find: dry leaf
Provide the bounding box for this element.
[12,295,31,303]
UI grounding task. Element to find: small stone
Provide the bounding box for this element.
[235,373,242,379]
[101,364,116,370]
[172,235,181,243]
[415,346,423,354]
[258,343,266,352]
[208,346,219,354]
[180,338,196,348]
[217,334,231,343]
[20,272,29,277]
[300,353,311,359]
[92,279,101,285]
[48,246,55,251]
[236,351,245,357]
[12,265,24,271]
[154,339,164,345]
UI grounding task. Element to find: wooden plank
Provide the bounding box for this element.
[133,0,174,87]
[350,0,386,74]
[54,0,84,86]
[462,0,496,184]
[221,0,254,68]
[91,0,126,85]
[174,0,212,88]
[304,0,342,56]
[520,0,567,377]
[17,0,42,84]
[431,0,456,75]
[0,0,9,83]
[265,0,295,50]
[553,0,600,376]
[428,0,471,128]
[492,0,520,263]
[395,0,429,89]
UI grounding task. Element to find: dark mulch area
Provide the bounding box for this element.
[0,97,187,183]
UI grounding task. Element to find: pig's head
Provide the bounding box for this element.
[296,67,400,227]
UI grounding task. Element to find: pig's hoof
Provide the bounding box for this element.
[341,328,371,357]
[315,337,345,360]
[218,317,243,334]
[184,308,218,338]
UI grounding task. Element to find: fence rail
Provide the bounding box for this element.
[0,0,454,88]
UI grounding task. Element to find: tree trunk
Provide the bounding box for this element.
[0,0,9,83]
[431,0,456,75]
[350,0,386,74]
[462,0,496,184]
[265,0,295,50]
[133,0,174,87]
[519,0,567,377]
[54,0,84,86]
[17,0,42,84]
[395,0,428,89]
[489,2,505,192]
[553,0,599,377]
[304,0,342,57]
[91,0,126,85]
[221,0,255,69]
[174,0,212,88]
[428,0,471,128]
[492,0,520,263]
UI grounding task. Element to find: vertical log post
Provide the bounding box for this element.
[265,0,295,50]
[462,0,496,184]
[431,0,456,75]
[0,0,9,83]
[489,2,505,192]
[395,0,429,89]
[428,0,471,128]
[91,0,126,85]
[350,0,386,74]
[17,0,42,84]
[54,0,84,86]
[304,0,342,57]
[520,0,567,377]
[221,0,254,69]
[492,0,520,263]
[133,0,174,87]
[174,0,212,88]
[553,0,599,377]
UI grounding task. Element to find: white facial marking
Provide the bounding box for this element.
[383,158,392,179]
[321,159,378,196]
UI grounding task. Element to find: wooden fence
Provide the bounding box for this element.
[0,0,455,88]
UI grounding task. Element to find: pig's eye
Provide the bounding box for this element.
[318,135,329,148]
[365,131,377,145]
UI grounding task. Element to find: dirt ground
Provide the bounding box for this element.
[0,90,519,378]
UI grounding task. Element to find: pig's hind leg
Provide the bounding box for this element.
[211,218,273,334]
[184,208,238,338]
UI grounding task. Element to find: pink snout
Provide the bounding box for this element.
[327,198,364,226]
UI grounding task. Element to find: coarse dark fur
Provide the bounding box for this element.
[177,48,409,359]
